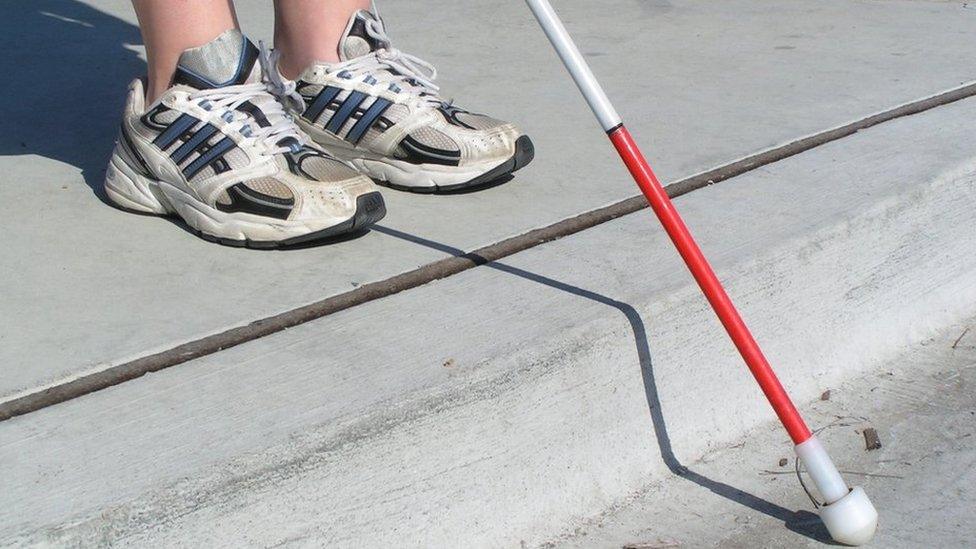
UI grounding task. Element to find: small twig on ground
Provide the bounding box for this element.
[838,470,903,479]
[760,469,904,479]
[952,326,971,349]
[813,416,864,435]
[622,540,681,549]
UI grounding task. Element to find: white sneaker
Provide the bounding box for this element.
[267,8,535,193]
[105,29,386,248]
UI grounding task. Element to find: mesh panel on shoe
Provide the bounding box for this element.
[155,109,182,125]
[383,104,410,125]
[344,36,373,60]
[175,29,256,88]
[190,166,217,184]
[410,127,459,151]
[243,177,293,200]
[300,154,357,181]
[362,127,384,146]
[456,112,507,131]
[223,147,250,170]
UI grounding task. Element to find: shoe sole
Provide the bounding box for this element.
[105,152,386,248]
[192,191,387,249]
[377,136,536,194]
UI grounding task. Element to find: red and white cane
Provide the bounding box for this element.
[523,0,878,544]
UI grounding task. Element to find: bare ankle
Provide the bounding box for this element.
[274,50,303,81]
[275,43,340,80]
[144,72,173,104]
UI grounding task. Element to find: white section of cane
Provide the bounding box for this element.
[523,0,622,131]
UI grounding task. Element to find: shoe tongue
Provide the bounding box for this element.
[338,9,389,61]
[173,29,261,89]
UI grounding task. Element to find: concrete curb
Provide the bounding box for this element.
[5,97,976,546]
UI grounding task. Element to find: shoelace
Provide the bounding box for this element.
[260,16,443,109]
[357,14,439,94]
[260,44,309,114]
[188,81,306,156]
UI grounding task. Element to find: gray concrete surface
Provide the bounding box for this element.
[553,317,976,548]
[2,95,974,546]
[3,0,975,400]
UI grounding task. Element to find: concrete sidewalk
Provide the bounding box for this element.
[3,93,975,546]
[3,1,976,546]
[3,0,975,403]
[555,317,976,548]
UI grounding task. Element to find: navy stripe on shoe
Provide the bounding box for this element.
[345,98,391,145]
[118,124,153,177]
[235,101,271,128]
[325,91,367,134]
[169,124,218,164]
[399,135,461,166]
[303,86,342,123]
[153,114,199,149]
[216,183,294,220]
[182,136,236,179]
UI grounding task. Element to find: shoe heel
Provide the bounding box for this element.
[104,150,168,215]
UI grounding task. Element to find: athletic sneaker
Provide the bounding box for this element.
[105,29,386,248]
[266,8,535,193]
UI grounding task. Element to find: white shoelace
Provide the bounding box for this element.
[188,81,306,156]
[355,14,439,93]
[260,44,309,114]
[260,15,444,109]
